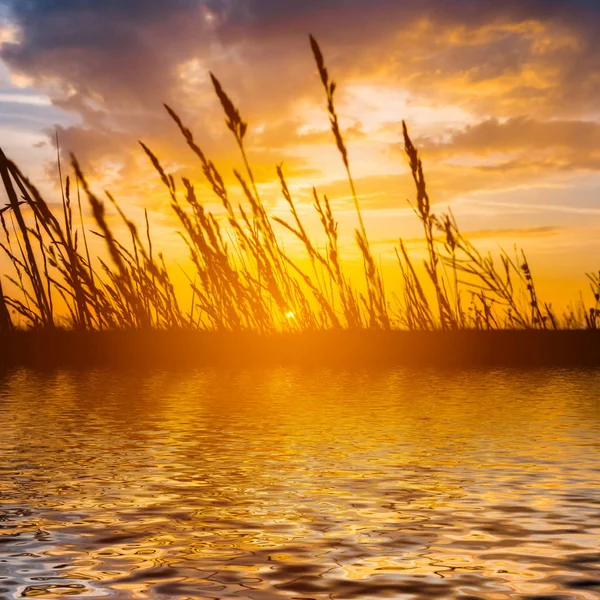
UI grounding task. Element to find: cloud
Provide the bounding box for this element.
[2,0,599,116]
[422,117,600,155]
[1,0,600,217]
[0,0,214,107]
[407,117,600,184]
[372,225,562,248]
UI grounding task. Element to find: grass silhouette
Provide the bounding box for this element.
[0,35,598,356]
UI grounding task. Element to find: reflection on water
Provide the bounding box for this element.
[0,367,599,599]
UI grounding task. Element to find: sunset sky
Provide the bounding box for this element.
[1,0,600,309]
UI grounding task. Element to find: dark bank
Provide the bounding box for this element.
[2,329,600,368]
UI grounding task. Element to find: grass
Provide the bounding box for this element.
[0,36,598,342]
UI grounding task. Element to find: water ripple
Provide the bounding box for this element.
[0,367,598,598]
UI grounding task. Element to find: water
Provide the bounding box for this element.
[0,367,599,599]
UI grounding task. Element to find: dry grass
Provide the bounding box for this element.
[0,36,596,333]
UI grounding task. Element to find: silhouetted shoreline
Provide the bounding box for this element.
[1,330,599,368]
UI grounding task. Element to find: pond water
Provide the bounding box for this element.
[0,367,599,599]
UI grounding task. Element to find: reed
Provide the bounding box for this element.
[0,36,596,333]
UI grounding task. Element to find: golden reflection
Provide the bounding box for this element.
[0,368,598,598]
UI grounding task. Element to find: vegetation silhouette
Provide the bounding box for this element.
[0,36,599,366]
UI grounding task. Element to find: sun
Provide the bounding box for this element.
[285,311,296,320]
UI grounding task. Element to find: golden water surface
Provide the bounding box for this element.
[0,367,599,599]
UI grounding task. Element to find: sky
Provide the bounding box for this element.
[1,0,600,309]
